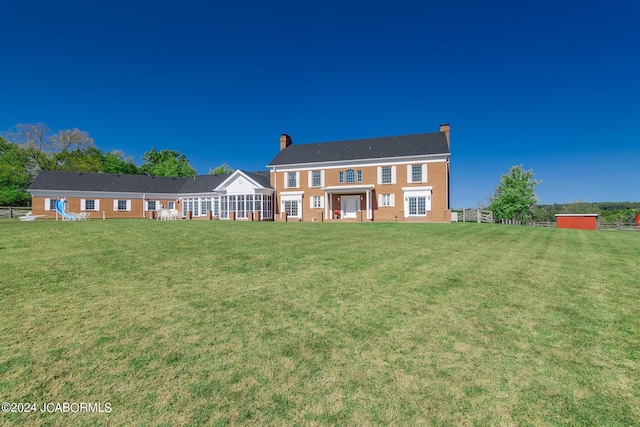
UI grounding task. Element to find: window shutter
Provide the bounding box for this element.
[95,200,100,210]
[295,172,300,188]
[44,198,51,211]
[310,197,314,209]
[390,194,395,207]
[308,171,312,187]
[320,170,325,186]
[126,200,131,211]
[113,200,118,211]
[283,173,288,189]
[377,167,382,184]
[407,165,412,183]
[378,194,382,206]
[391,166,396,184]
[144,201,148,211]
[320,197,324,208]
[79,199,85,211]
[422,164,427,182]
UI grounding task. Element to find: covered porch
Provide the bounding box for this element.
[322,185,375,221]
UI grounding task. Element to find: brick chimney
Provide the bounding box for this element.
[439,124,450,149]
[280,134,292,151]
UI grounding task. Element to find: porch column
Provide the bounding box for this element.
[328,193,332,219]
[366,189,371,219]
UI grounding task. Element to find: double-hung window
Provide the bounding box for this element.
[380,194,394,207]
[311,171,322,187]
[412,165,423,183]
[85,200,96,210]
[311,196,323,208]
[287,172,297,188]
[117,200,127,211]
[381,167,392,184]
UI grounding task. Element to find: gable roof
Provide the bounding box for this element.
[267,131,450,167]
[28,170,272,194]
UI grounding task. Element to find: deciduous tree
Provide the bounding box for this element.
[490,165,540,221]
[140,148,197,177]
[208,163,234,175]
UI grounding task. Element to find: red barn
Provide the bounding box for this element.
[555,214,598,230]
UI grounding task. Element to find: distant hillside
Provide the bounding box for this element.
[532,202,640,223]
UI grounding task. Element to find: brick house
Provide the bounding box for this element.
[267,124,451,222]
[28,124,451,222]
[28,170,274,220]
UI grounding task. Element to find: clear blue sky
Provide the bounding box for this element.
[1,0,638,207]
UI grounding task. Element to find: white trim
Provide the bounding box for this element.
[279,191,304,196]
[401,186,433,192]
[322,184,375,193]
[267,154,449,171]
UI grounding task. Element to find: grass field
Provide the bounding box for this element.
[1,220,639,426]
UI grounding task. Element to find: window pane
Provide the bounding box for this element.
[288,172,297,188]
[118,200,127,210]
[346,169,355,183]
[312,171,321,187]
[86,200,95,210]
[418,197,426,215]
[412,165,422,182]
[339,171,344,183]
[382,167,391,184]
[357,170,362,182]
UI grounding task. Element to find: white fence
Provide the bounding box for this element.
[452,209,493,223]
[0,206,32,218]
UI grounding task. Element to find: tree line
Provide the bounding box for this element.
[487,165,638,224]
[0,123,233,206]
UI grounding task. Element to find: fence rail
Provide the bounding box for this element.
[0,206,32,218]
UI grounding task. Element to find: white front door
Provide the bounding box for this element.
[341,195,359,218]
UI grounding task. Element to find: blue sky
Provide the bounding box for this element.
[1,0,638,207]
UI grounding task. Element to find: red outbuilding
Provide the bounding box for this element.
[555,214,598,231]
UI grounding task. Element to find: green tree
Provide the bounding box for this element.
[102,150,140,175]
[0,137,32,206]
[140,148,197,177]
[208,163,234,175]
[490,165,540,222]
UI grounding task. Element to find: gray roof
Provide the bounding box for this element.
[29,170,272,194]
[267,131,450,166]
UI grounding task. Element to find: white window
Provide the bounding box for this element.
[201,198,211,215]
[408,197,426,215]
[346,169,355,183]
[378,166,396,184]
[408,164,427,183]
[85,200,96,210]
[403,188,431,217]
[49,199,57,210]
[280,194,302,218]
[339,171,344,183]
[311,196,324,209]
[379,194,394,207]
[147,201,157,211]
[357,170,362,182]
[310,170,322,187]
[113,200,130,211]
[168,201,175,210]
[287,172,298,188]
[284,200,298,217]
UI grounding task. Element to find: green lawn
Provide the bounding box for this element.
[1,220,639,426]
